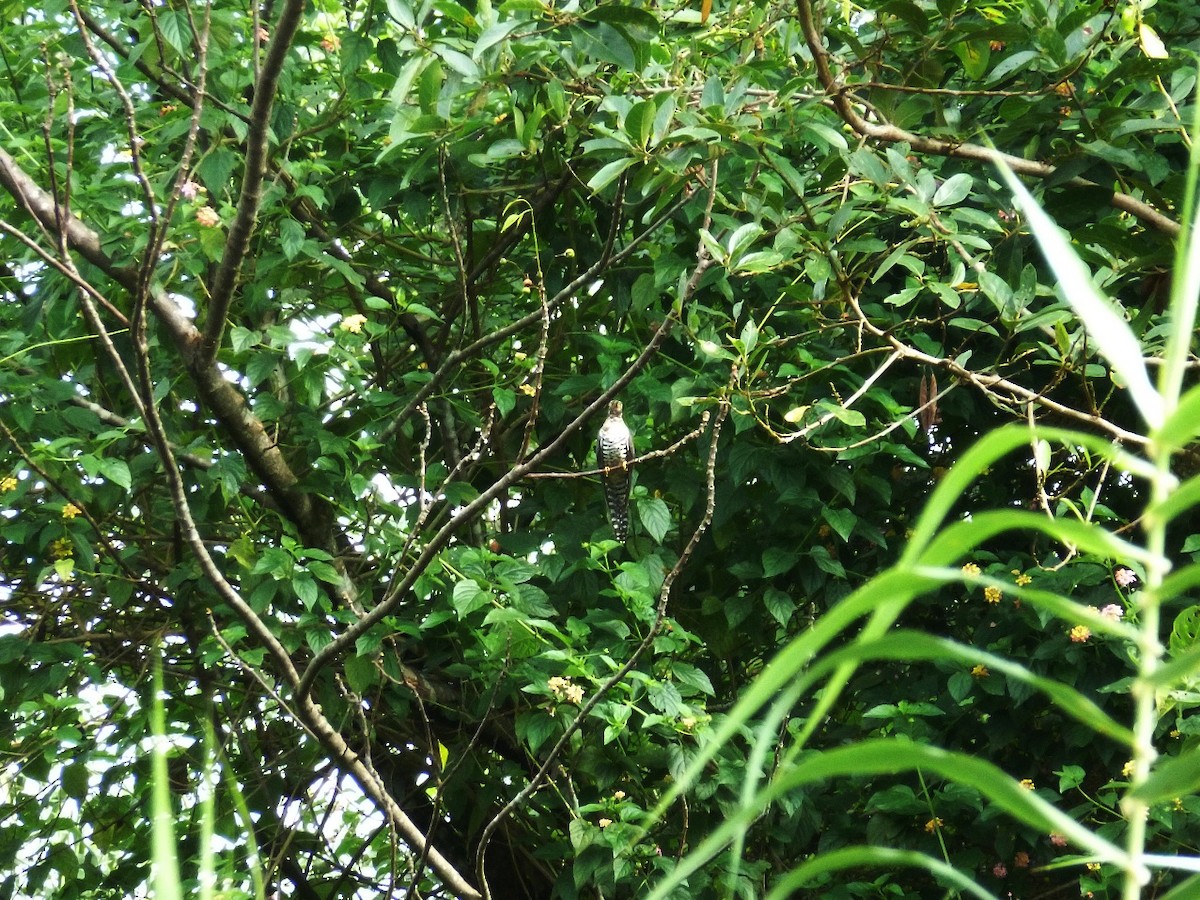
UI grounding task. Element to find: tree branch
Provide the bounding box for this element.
[845,294,1150,446]
[0,147,332,549]
[200,0,307,363]
[794,0,1179,238]
[380,181,694,444]
[298,237,717,704]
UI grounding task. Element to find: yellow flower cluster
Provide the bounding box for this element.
[340,314,368,334]
[547,676,584,705]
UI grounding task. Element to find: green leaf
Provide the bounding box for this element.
[307,561,343,586]
[672,662,715,696]
[763,587,796,627]
[932,173,973,207]
[578,5,659,28]
[586,157,636,193]
[344,653,377,693]
[647,680,683,716]
[230,325,258,354]
[952,41,989,81]
[452,580,490,617]
[978,270,1014,318]
[987,49,1039,84]
[388,54,430,108]
[157,10,189,54]
[62,761,90,800]
[765,847,995,900]
[1155,381,1200,452]
[638,497,671,543]
[280,218,305,260]
[821,508,856,542]
[493,386,516,417]
[625,99,656,149]
[433,43,478,78]
[726,223,763,261]
[997,162,1163,427]
[738,319,758,356]
[293,575,319,609]
[474,19,522,58]
[947,670,973,702]
[98,458,132,490]
[810,545,845,578]
[700,74,724,110]
[814,400,865,428]
[1130,748,1200,805]
[518,711,559,755]
[762,547,799,577]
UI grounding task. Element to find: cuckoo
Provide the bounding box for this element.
[596,400,634,542]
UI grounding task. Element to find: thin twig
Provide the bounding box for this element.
[526,413,711,479]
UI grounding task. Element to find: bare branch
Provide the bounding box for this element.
[845,294,1150,446]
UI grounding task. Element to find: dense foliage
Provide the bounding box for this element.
[1,0,1199,896]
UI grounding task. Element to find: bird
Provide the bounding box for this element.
[596,400,635,541]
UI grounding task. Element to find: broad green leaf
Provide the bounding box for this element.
[293,575,319,609]
[474,19,522,58]
[388,54,430,107]
[624,99,655,149]
[763,588,796,627]
[586,157,636,193]
[932,172,973,207]
[762,547,798,577]
[700,74,724,110]
[726,223,763,260]
[280,218,305,260]
[344,653,377,693]
[647,680,683,715]
[637,497,671,543]
[672,662,715,696]
[452,580,490,617]
[98,458,132,490]
[821,507,855,542]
